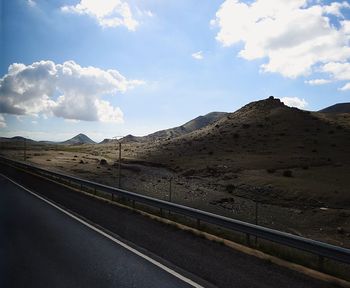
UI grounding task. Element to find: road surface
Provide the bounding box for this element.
[0,163,331,288]
[0,174,201,288]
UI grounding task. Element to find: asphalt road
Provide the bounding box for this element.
[0,175,199,288]
[0,163,331,288]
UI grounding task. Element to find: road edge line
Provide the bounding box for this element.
[0,173,205,288]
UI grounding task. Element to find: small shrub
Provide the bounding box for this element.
[266,168,276,174]
[182,169,196,177]
[226,184,235,194]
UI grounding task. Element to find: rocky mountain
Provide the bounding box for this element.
[101,112,228,144]
[61,133,95,145]
[140,96,350,207]
[319,103,350,113]
[143,112,228,141]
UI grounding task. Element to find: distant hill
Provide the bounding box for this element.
[100,138,112,144]
[319,103,350,113]
[0,136,35,143]
[61,133,95,145]
[142,112,228,141]
[100,112,228,144]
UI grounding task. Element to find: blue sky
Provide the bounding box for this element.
[1,0,350,141]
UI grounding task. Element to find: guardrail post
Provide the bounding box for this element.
[196,219,201,229]
[246,233,251,247]
[111,193,114,201]
[132,200,135,209]
[94,187,96,195]
[160,208,163,217]
[318,256,324,271]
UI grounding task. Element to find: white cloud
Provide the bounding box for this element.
[95,99,123,123]
[339,83,350,91]
[281,97,308,109]
[27,0,36,7]
[0,114,6,128]
[212,0,350,83]
[0,60,143,123]
[320,61,350,90]
[61,0,138,31]
[192,51,204,60]
[321,61,350,80]
[304,79,332,85]
[144,10,154,18]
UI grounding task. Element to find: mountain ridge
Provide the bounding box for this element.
[61,133,95,145]
[319,103,350,113]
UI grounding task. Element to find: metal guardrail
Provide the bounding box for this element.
[1,156,349,266]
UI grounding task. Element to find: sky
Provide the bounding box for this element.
[1,0,350,142]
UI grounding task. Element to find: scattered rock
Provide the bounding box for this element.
[337,227,345,234]
[100,159,107,165]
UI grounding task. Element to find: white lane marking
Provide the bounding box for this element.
[1,174,204,288]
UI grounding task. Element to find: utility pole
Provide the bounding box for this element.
[113,136,123,188]
[24,138,27,162]
[118,141,121,188]
[169,177,173,202]
[255,200,259,246]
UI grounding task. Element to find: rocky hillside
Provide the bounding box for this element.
[62,133,95,145]
[143,112,228,141]
[140,97,350,208]
[319,103,350,113]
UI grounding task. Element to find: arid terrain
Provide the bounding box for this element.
[1,97,350,248]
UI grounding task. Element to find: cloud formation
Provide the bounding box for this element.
[27,0,36,7]
[212,0,350,88]
[61,0,138,30]
[304,79,332,86]
[192,51,204,60]
[0,115,6,128]
[0,60,143,125]
[281,97,308,109]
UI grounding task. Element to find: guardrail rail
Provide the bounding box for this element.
[1,156,349,270]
